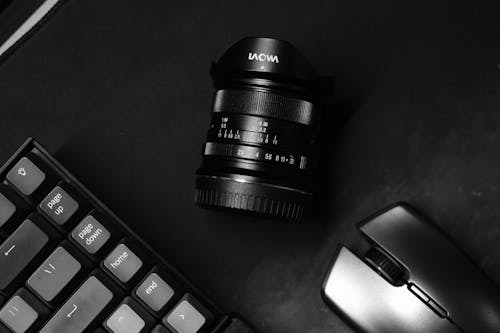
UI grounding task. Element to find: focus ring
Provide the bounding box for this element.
[194,175,310,221]
[213,89,315,125]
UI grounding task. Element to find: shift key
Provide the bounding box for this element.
[0,219,49,292]
[40,276,113,333]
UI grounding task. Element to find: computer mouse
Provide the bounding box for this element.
[322,203,500,332]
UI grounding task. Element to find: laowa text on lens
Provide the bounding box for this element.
[248,52,279,63]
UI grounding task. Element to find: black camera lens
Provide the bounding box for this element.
[194,37,332,221]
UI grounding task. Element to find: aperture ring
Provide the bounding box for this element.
[213,89,316,125]
[204,142,310,171]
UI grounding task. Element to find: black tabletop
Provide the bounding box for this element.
[1,1,500,332]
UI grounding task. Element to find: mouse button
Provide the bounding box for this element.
[359,205,445,273]
[359,205,468,284]
[323,246,406,316]
[427,299,449,318]
[359,205,439,251]
[359,207,474,311]
[408,284,430,303]
[408,284,451,319]
[323,247,457,333]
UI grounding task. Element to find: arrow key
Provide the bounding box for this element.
[105,297,154,333]
[163,294,215,333]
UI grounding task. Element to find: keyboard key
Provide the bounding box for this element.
[0,219,49,292]
[40,276,113,333]
[0,139,231,332]
[27,247,81,302]
[135,270,176,313]
[39,186,79,226]
[106,303,144,333]
[0,185,29,234]
[104,297,154,333]
[72,214,111,255]
[151,324,171,333]
[0,295,38,333]
[0,191,16,228]
[104,243,143,283]
[163,294,214,333]
[7,157,46,196]
[0,288,49,333]
[165,300,204,333]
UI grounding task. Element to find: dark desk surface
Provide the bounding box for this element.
[1,1,500,332]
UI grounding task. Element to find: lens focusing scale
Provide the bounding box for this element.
[195,37,333,221]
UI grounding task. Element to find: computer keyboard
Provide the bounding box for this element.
[0,138,255,333]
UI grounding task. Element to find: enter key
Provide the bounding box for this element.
[40,275,113,333]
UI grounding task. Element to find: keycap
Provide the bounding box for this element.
[72,214,111,255]
[7,157,47,196]
[104,297,154,333]
[0,139,234,332]
[27,247,81,302]
[0,192,16,228]
[39,186,79,226]
[0,219,49,292]
[104,243,143,283]
[40,276,113,333]
[0,288,49,333]
[151,324,171,333]
[0,295,38,333]
[163,294,214,333]
[135,271,176,313]
[106,303,144,333]
[0,185,29,234]
[165,299,205,333]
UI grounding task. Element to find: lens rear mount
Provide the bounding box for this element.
[195,174,310,221]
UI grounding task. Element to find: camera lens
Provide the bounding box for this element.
[194,37,332,221]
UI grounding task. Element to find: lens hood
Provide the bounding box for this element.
[211,37,328,95]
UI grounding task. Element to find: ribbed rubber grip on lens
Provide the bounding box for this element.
[194,175,310,221]
[213,89,315,125]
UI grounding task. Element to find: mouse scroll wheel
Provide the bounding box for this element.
[364,247,406,286]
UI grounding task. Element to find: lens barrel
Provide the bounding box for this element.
[195,37,332,221]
